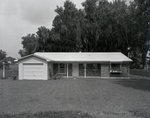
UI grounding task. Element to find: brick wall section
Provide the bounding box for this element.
[101,64,110,77]
[86,64,101,76]
[96,63,130,78]
[122,64,129,77]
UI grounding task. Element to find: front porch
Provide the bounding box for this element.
[48,62,130,79]
[49,63,101,79]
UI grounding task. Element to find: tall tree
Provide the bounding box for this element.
[18,0,149,68]
[128,0,149,68]
[82,0,129,52]
[36,26,52,52]
[19,34,38,57]
[53,0,84,52]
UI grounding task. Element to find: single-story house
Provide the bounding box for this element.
[16,52,132,80]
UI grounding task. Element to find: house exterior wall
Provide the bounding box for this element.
[18,57,48,80]
[122,63,130,77]
[72,63,79,76]
[18,53,132,80]
[100,63,130,78]
[51,62,130,79]
[53,63,102,77]
[101,64,110,77]
[86,64,101,76]
[18,63,23,80]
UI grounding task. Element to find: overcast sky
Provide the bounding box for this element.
[0,0,130,58]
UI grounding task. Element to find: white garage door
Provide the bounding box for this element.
[23,63,44,80]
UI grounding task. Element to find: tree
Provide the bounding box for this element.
[36,26,52,52]
[18,0,149,69]
[18,49,26,57]
[128,0,149,68]
[81,0,129,52]
[0,50,6,60]
[0,50,9,70]
[52,0,84,52]
[19,34,38,57]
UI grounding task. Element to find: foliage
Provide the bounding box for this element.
[52,0,85,52]
[36,26,52,52]
[0,50,9,70]
[0,50,6,60]
[18,0,150,68]
[19,34,38,57]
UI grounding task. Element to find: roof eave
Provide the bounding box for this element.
[17,54,50,62]
[51,60,132,63]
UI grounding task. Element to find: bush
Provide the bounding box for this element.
[52,74,62,80]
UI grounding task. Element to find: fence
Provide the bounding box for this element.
[130,69,150,77]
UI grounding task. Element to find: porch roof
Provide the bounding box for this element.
[34,52,132,62]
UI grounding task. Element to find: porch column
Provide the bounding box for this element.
[67,63,68,77]
[120,62,122,71]
[84,63,86,78]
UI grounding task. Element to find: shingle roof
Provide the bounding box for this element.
[34,52,132,62]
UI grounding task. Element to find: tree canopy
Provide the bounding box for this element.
[0,50,6,60]
[19,0,149,68]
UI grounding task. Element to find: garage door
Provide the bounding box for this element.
[23,63,44,80]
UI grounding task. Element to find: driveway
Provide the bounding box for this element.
[0,78,150,118]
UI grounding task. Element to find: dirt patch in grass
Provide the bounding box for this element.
[0,111,95,118]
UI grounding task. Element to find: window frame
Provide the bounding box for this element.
[92,64,97,71]
[110,62,122,73]
[59,63,66,74]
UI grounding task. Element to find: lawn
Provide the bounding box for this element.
[0,78,150,118]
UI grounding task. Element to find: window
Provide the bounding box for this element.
[59,63,66,73]
[93,64,97,71]
[110,63,122,73]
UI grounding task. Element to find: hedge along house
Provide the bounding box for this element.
[17,52,132,80]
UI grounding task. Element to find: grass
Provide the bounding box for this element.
[0,111,95,118]
[112,78,150,91]
[0,78,150,118]
[0,65,150,117]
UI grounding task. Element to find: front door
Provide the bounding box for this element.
[72,63,79,76]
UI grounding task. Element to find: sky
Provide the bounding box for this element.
[0,0,130,58]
